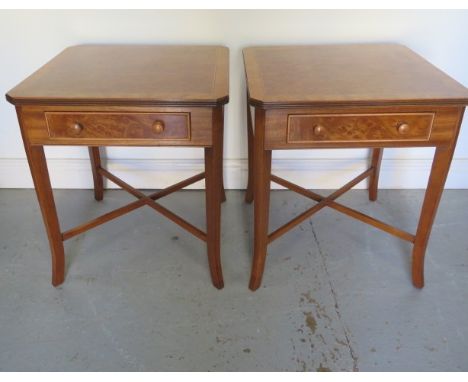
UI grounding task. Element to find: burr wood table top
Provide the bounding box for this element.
[6,45,229,107]
[243,44,468,108]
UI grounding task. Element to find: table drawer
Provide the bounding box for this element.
[287,113,434,143]
[45,112,191,141]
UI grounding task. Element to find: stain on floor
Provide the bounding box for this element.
[1,190,468,371]
[304,312,317,334]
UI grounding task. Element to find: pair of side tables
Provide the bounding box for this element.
[6,44,468,290]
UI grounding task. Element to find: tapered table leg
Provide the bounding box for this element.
[412,145,457,288]
[204,106,224,289]
[245,96,255,204]
[26,145,65,286]
[88,147,104,201]
[219,107,226,203]
[249,108,272,291]
[369,148,383,201]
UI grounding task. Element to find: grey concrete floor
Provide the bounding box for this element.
[0,188,468,371]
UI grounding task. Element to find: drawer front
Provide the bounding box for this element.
[287,113,434,143]
[45,112,191,141]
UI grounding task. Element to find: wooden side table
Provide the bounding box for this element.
[243,44,468,290]
[6,45,229,289]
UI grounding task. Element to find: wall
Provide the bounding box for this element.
[1,10,467,189]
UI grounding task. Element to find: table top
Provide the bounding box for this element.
[243,44,468,108]
[6,45,229,107]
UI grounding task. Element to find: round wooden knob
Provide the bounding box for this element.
[152,120,165,134]
[397,123,410,135]
[69,122,83,136]
[313,125,325,136]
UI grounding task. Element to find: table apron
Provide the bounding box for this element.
[17,105,215,147]
[263,105,462,150]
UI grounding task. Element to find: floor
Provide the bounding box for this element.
[0,188,467,371]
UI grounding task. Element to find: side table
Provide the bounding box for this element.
[243,44,468,290]
[6,45,229,289]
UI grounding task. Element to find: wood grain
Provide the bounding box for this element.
[244,44,468,108]
[245,93,254,203]
[412,108,465,288]
[23,145,65,286]
[88,147,104,201]
[98,167,207,242]
[18,105,212,147]
[249,108,272,291]
[264,105,461,149]
[6,45,229,107]
[219,107,226,203]
[271,174,415,243]
[368,148,383,201]
[267,168,373,243]
[62,171,207,242]
[205,106,224,289]
[287,112,434,143]
[47,112,190,141]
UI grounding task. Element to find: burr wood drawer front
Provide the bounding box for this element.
[45,112,191,141]
[287,113,434,143]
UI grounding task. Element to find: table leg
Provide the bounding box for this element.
[249,108,272,291]
[88,147,104,201]
[204,106,224,289]
[219,107,226,203]
[26,145,65,286]
[369,148,383,201]
[245,96,254,204]
[412,145,456,288]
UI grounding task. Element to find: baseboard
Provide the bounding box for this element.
[1,157,467,189]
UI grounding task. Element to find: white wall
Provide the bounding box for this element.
[1,10,467,189]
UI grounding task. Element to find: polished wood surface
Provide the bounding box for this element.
[264,105,461,149]
[22,143,65,286]
[244,44,468,108]
[244,44,468,290]
[88,147,104,201]
[98,167,208,242]
[16,105,212,147]
[412,108,464,287]
[250,108,272,291]
[7,45,229,107]
[268,168,374,244]
[46,112,191,141]
[368,148,383,201]
[204,106,224,289]
[245,99,255,204]
[287,112,434,143]
[271,174,415,243]
[61,172,206,242]
[7,45,228,289]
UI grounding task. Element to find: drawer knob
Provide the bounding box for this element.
[152,120,165,134]
[69,122,83,136]
[313,125,325,136]
[397,123,410,135]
